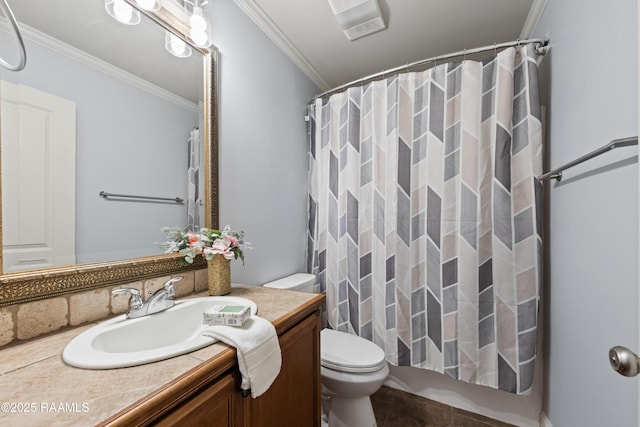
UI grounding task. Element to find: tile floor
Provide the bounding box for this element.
[370,386,515,427]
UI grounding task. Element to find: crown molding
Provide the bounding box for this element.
[233,0,329,91]
[18,23,198,112]
[520,0,548,38]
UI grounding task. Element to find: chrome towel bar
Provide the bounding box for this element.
[538,136,638,182]
[99,191,183,204]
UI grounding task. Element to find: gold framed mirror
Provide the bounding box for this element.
[0,1,218,306]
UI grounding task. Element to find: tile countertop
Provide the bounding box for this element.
[0,285,324,427]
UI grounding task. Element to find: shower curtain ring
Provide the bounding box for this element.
[463,49,467,61]
[494,42,497,56]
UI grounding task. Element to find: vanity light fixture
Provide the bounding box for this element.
[164,31,192,58]
[189,5,207,31]
[134,0,161,12]
[184,0,211,48]
[104,0,141,25]
[106,0,207,57]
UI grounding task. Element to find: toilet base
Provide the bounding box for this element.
[326,395,377,427]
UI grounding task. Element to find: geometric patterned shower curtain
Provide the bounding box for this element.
[307,45,543,394]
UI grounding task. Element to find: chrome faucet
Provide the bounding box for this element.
[112,277,183,319]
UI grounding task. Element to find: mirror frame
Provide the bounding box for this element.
[0,1,218,306]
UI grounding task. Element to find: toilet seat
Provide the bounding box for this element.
[320,329,387,373]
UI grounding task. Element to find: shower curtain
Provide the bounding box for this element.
[187,127,201,228]
[307,45,543,394]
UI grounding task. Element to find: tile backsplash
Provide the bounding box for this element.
[0,268,208,347]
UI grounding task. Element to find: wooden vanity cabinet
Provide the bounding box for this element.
[152,371,243,427]
[248,312,321,427]
[151,309,321,427]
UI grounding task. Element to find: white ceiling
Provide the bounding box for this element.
[7,0,546,100]
[235,0,546,91]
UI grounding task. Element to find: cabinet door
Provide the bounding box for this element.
[248,312,321,427]
[153,372,240,427]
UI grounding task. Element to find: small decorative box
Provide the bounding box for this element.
[203,305,251,327]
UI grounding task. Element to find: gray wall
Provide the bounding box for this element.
[209,1,319,285]
[533,1,639,426]
[2,36,198,264]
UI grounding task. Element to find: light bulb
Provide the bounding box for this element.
[135,0,160,11]
[114,0,133,22]
[189,28,209,47]
[105,0,141,25]
[165,32,192,58]
[190,7,207,32]
[170,35,187,56]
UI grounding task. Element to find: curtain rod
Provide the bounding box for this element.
[316,38,549,99]
[538,136,638,182]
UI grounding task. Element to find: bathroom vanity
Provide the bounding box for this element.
[0,286,324,427]
[151,312,320,426]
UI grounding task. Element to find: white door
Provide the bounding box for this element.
[1,81,76,272]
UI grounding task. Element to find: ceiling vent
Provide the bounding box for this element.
[327,0,386,41]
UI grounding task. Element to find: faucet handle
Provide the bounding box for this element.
[163,277,183,298]
[112,287,143,310]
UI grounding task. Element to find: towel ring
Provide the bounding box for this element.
[0,0,26,71]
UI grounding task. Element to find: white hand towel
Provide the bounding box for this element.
[200,315,281,398]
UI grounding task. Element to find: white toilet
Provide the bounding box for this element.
[263,273,389,427]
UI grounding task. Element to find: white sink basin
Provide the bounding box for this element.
[62,296,257,369]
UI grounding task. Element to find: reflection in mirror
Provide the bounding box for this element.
[0,0,206,273]
[0,0,217,307]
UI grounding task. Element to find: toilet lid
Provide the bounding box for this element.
[320,329,387,373]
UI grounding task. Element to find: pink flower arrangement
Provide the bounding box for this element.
[162,225,249,265]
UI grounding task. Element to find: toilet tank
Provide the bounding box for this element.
[263,273,315,293]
